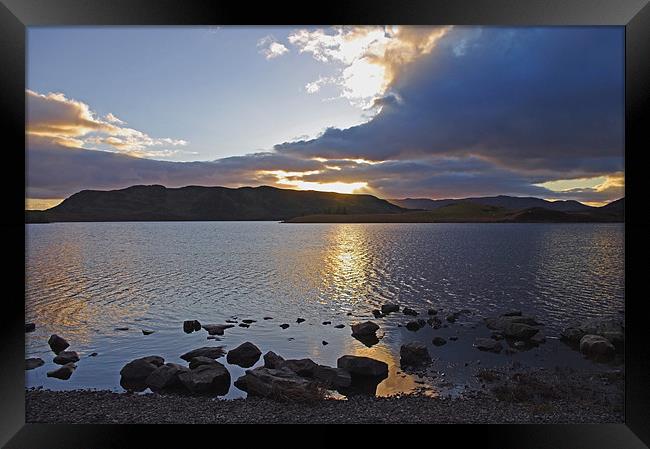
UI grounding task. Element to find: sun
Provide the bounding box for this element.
[293,181,369,194]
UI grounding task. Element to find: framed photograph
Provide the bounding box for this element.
[2,0,649,446]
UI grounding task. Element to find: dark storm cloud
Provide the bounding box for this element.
[277,27,624,176]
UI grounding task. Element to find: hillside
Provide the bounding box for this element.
[25,185,405,223]
[389,195,595,212]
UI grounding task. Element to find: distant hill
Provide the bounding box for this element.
[285,200,624,223]
[25,185,405,223]
[389,195,595,212]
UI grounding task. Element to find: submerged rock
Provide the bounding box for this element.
[474,338,503,353]
[485,315,540,330]
[334,324,345,329]
[239,323,250,328]
[178,363,231,395]
[263,317,273,320]
[381,304,400,314]
[242,319,256,324]
[432,336,447,346]
[427,308,438,316]
[351,321,379,337]
[202,324,234,336]
[26,358,44,370]
[25,323,36,333]
[296,318,306,323]
[337,355,388,378]
[53,351,80,365]
[322,321,331,325]
[183,320,201,333]
[502,322,539,340]
[580,334,615,361]
[372,309,384,318]
[48,334,69,354]
[400,342,431,367]
[226,342,262,368]
[180,347,226,362]
[280,323,290,329]
[47,363,76,380]
[406,320,424,331]
[561,317,623,352]
[502,310,522,317]
[403,307,418,316]
[322,340,328,345]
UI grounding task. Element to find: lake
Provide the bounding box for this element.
[25,222,624,398]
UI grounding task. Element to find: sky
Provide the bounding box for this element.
[26,26,624,209]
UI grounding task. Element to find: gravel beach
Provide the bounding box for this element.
[26,367,623,424]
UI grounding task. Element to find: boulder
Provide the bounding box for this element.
[351,321,379,337]
[432,336,447,346]
[145,363,189,390]
[48,334,69,354]
[406,320,423,331]
[296,318,306,323]
[53,351,80,365]
[25,323,36,333]
[180,346,226,362]
[189,356,220,369]
[580,334,615,361]
[178,363,231,395]
[263,351,286,369]
[226,342,262,368]
[560,326,584,344]
[202,324,234,336]
[381,304,400,314]
[26,358,44,370]
[400,342,431,366]
[562,318,624,351]
[183,320,201,333]
[280,324,290,329]
[427,308,438,316]
[46,363,76,380]
[474,338,503,353]
[502,322,539,340]
[485,315,540,330]
[234,366,317,399]
[403,307,418,316]
[313,365,352,389]
[120,356,165,380]
[337,355,388,378]
[283,358,319,377]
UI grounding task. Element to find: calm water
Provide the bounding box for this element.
[25,222,624,398]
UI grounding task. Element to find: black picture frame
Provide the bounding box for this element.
[2,0,649,446]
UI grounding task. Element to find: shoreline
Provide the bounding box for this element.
[26,366,623,424]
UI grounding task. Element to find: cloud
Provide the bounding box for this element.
[27,89,187,157]
[288,26,449,108]
[257,36,289,59]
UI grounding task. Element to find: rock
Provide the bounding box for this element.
[313,365,352,388]
[322,321,331,325]
[188,356,219,369]
[180,347,226,362]
[334,324,345,329]
[25,323,36,333]
[560,326,584,344]
[427,308,438,316]
[226,342,262,368]
[347,312,353,316]
[580,334,615,361]
[145,363,189,390]
[26,358,44,370]
[225,319,238,324]
[381,304,400,314]
[502,322,539,340]
[400,342,431,366]
[142,329,155,335]
[242,319,256,324]
[446,313,458,323]
[283,358,319,377]
[296,318,306,323]
[432,336,447,346]
[474,338,503,353]
[46,363,76,380]
[89,352,98,357]
[351,321,379,337]
[120,356,165,380]
[206,336,221,341]
[514,341,526,350]
[562,318,624,351]
[372,309,384,318]
[502,310,522,317]
[263,317,273,320]
[403,307,418,316]
[183,320,201,333]
[239,323,250,328]
[202,324,234,336]
[485,315,540,330]
[234,366,317,399]
[449,336,459,341]
[427,317,441,326]
[53,351,80,365]
[491,332,504,340]
[280,323,290,329]
[322,340,328,345]
[601,331,624,350]
[530,332,547,345]
[406,320,423,331]
[114,327,129,331]
[178,363,231,395]
[48,334,69,354]
[263,351,286,369]
[337,355,388,378]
